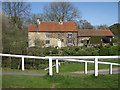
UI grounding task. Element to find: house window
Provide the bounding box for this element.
[46,40,50,44]
[68,34,72,38]
[62,39,64,42]
[46,34,50,38]
[110,38,112,42]
[81,40,84,43]
[68,40,72,44]
[58,34,60,38]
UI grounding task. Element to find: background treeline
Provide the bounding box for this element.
[2,2,120,70]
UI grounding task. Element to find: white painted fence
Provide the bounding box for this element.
[0,53,120,77]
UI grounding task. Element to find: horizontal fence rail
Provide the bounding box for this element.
[63,59,120,66]
[45,56,120,59]
[0,53,120,77]
[0,53,48,59]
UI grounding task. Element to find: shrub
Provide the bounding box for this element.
[83,51,92,56]
[86,47,97,52]
[73,51,92,56]
[99,48,109,56]
[49,54,60,56]
[112,38,118,43]
[50,48,58,54]
[105,44,111,48]
[44,48,50,55]
[75,47,79,51]
[109,46,120,55]
[61,47,76,56]
[92,51,99,56]
[73,52,80,56]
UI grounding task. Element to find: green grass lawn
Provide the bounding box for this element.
[2,75,51,88]
[2,74,119,88]
[2,60,120,88]
[2,67,47,74]
[58,61,119,73]
[2,60,119,74]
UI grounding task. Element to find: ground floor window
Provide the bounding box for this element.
[68,40,72,44]
[81,40,89,45]
[46,40,50,44]
[81,40,84,43]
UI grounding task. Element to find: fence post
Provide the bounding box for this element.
[22,57,24,71]
[84,62,87,74]
[56,59,59,73]
[49,58,53,76]
[109,64,112,74]
[94,58,98,77]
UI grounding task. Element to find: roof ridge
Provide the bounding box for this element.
[28,21,78,32]
[78,29,110,31]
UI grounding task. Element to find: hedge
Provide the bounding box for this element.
[109,46,120,55]
[99,48,109,56]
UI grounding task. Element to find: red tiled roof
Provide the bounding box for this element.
[28,22,78,32]
[78,30,114,36]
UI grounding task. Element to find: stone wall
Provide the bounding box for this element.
[28,32,78,47]
[77,37,91,46]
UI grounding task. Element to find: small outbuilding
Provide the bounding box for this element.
[77,30,114,46]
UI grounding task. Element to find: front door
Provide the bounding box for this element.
[58,40,61,48]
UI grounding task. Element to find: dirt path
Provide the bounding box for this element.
[51,83,56,88]
[2,72,46,76]
[71,67,120,74]
[1,68,120,76]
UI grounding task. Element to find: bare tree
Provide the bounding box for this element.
[2,1,31,29]
[25,13,44,25]
[97,25,108,30]
[43,2,81,21]
[77,20,94,29]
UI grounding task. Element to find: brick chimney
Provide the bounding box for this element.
[37,16,40,24]
[59,17,63,24]
[37,16,40,32]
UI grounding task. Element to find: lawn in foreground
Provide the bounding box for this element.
[2,75,51,88]
[2,60,119,74]
[59,61,119,73]
[2,74,119,88]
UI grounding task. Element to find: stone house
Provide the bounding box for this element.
[28,20,78,47]
[28,18,114,47]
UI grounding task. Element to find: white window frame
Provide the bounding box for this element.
[46,34,50,38]
[81,40,84,44]
[68,40,72,44]
[58,34,60,38]
[46,40,50,44]
[68,34,72,38]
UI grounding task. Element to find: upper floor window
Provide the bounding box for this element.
[46,34,50,38]
[58,34,60,38]
[68,34,72,38]
[46,40,50,44]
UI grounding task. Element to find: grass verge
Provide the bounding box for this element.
[59,62,119,73]
[2,67,47,74]
[2,60,119,74]
[2,74,119,88]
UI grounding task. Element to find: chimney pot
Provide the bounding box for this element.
[37,16,40,24]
